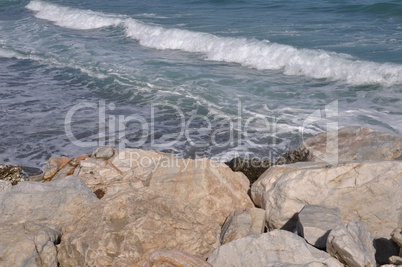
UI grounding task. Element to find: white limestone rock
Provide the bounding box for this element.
[207,229,343,267]
[251,161,402,238]
[326,221,376,267]
[296,205,342,249]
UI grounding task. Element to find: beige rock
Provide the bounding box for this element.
[0,222,61,267]
[148,249,213,267]
[58,187,221,267]
[75,149,253,226]
[43,157,72,181]
[207,229,343,267]
[300,126,402,163]
[392,228,402,248]
[390,256,402,265]
[0,176,98,226]
[327,221,376,267]
[220,208,266,244]
[251,161,402,238]
[296,205,342,249]
[93,146,115,159]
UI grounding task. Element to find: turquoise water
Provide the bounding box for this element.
[1,0,402,171]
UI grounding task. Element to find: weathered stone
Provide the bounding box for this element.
[0,164,24,185]
[75,148,253,226]
[220,208,266,244]
[207,229,343,266]
[93,146,115,159]
[58,187,221,267]
[300,126,402,163]
[225,157,272,185]
[0,222,61,267]
[296,205,342,249]
[0,176,98,226]
[390,256,402,265]
[43,157,71,181]
[251,161,402,238]
[0,180,11,194]
[327,221,376,267]
[148,249,213,267]
[392,228,402,248]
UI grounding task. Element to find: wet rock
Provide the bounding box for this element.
[207,229,343,267]
[225,157,272,185]
[296,205,342,249]
[0,222,61,267]
[327,221,376,267]
[220,207,266,244]
[0,164,24,185]
[148,249,213,267]
[275,147,309,165]
[57,187,221,267]
[251,161,402,238]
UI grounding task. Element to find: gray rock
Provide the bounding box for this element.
[296,205,342,249]
[93,146,115,159]
[207,229,343,267]
[220,208,266,244]
[0,222,61,267]
[327,221,376,267]
[391,228,402,248]
[0,176,98,226]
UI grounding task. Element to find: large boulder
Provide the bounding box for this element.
[73,148,253,226]
[0,176,98,226]
[57,187,221,267]
[0,223,61,267]
[207,229,343,266]
[296,205,342,249]
[300,126,402,163]
[326,221,376,267]
[251,161,402,238]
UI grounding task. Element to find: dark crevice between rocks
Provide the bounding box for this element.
[225,147,310,186]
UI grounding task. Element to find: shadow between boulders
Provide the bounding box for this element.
[280,213,299,232]
[373,237,400,265]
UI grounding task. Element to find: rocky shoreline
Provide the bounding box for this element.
[0,126,401,266]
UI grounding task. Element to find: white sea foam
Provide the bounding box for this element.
[0,48,18,58]
[26,0,402,86]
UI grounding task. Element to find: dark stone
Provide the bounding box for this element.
[0,164,24,185]
[373,238,400,265]
[275,147,310,165]
[94,189,105,199]
[225,157,272,185]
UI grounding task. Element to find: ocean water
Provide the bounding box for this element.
[1,0,402,173]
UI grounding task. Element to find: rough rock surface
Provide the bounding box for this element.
[220,208,266,244]
[0,223,61,267]
[251,161,402,238]
[299,126,402,163]
[0,164,24,185]
[58,187,221,267]
[207,229,343,267]
[0,176,98,226]
[296,205,342,249]
[43,157,71,181]
[147,249,213,267]
[74,148,253,226]
[392,228,402,248]
[327,221,376,267]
